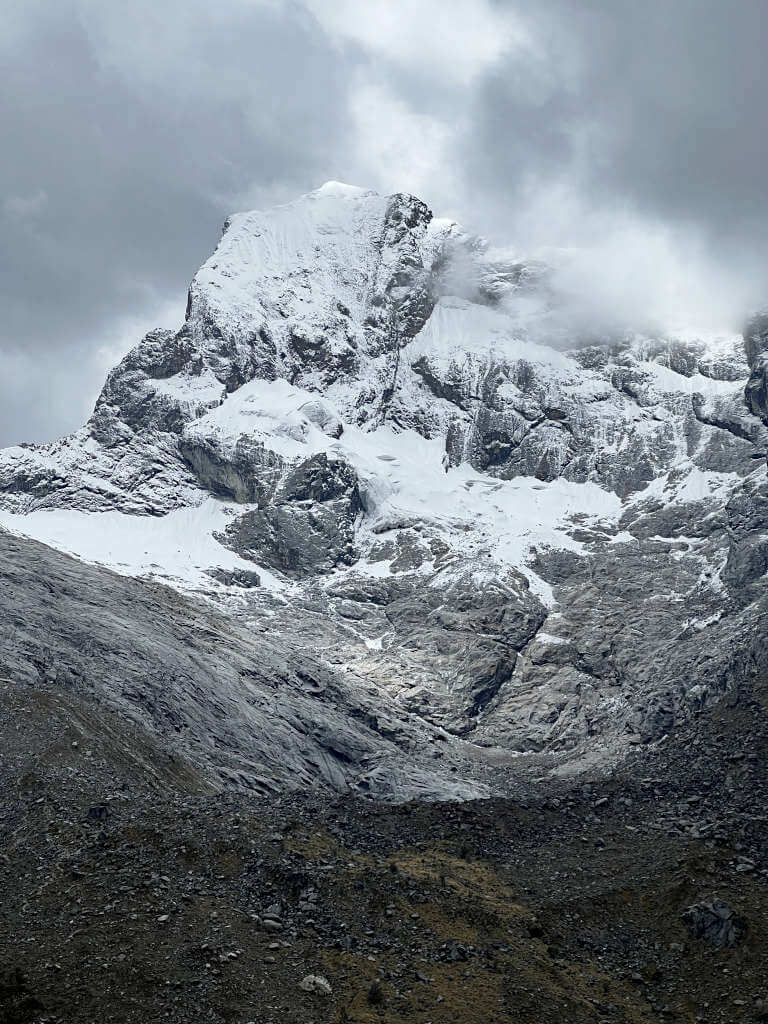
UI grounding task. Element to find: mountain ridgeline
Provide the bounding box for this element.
[1,181,768,801]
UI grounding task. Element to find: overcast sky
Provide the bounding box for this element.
[2,0,768,444]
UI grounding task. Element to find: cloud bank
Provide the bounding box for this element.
[1,0,766,442]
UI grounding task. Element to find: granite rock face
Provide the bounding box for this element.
[744,312,768,423]
[0,181,767,796]
[683,901,747,948]
[0,529,482,800]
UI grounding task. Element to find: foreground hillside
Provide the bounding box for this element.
[1,654,767,1023]
[0,529,766,1023]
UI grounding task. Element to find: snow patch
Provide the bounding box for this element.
[0,500,288,594]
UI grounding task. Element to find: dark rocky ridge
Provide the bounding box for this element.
[0,529,485,801]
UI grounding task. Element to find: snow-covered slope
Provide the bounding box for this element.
[2,182,768,793]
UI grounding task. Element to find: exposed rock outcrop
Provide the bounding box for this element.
[0,181,766,787]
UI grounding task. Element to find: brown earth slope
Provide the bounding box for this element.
[1,668,767,1024]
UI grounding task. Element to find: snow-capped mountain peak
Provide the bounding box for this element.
[1,183,767,793]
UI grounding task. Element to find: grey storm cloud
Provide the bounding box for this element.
[2,0,768,444]
[469,0,768,246]
[0,0,355,444]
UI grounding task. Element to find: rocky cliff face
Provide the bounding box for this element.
[1,181,766,798]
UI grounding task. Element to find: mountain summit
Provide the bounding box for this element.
[1,183,767,798]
